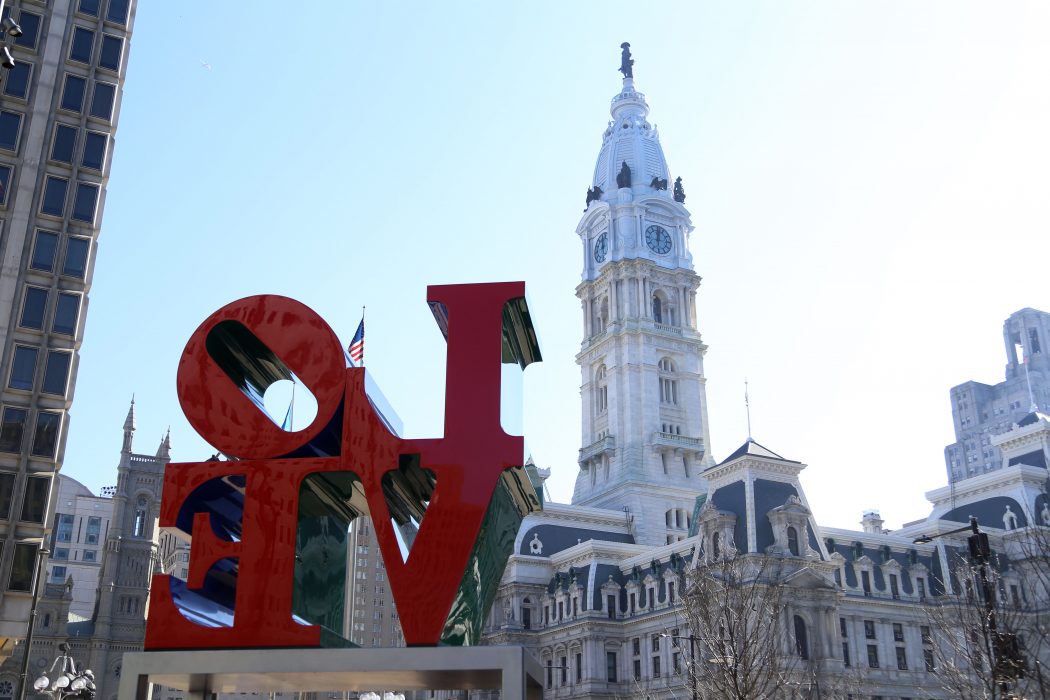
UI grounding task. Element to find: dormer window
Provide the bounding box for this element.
[787,526,799,556]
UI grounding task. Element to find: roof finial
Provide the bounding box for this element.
[122,395,136,453]
[745,379,753,441]
[123,395,136,432]
[619,42,634,80]
[156,426,172,459]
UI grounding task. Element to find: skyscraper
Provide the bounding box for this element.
[0,0,136,652]
[943,308,1050,483]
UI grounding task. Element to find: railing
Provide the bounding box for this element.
[579,435,615,463]
[652,432,704,453]
[653,322,683,336]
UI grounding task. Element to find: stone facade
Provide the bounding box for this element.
[944,308,1050,484]
[480,61,1050,700]
[45,473,113,619]
[0,399,165,700]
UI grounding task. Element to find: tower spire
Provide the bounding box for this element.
[122,395,136,453]
[156,427,171,460]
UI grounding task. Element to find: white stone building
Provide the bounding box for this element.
[479,51,1050,700]
[46,472,113,619]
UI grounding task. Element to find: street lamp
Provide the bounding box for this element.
[16,546,50,700]
[359,692,403,700]
[31,643,96,700]
[660,632,698,700]
[914,516,1025,695]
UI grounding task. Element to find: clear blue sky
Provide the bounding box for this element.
[63,2,1050,530]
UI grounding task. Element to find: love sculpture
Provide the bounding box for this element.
[144,282,542,650]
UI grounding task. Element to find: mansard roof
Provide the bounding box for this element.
[1007,449,1048,468]
[1017,410,1050,428]
[716,438,800,467]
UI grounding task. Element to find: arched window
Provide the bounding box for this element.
[712,531,721,558]
[599,297,610,333]
[652,296,662,323]
[133,496,148,538]
[787,526,800,556]
[595,365,608,415]
[794,615,809,659]
[522,597,532,630]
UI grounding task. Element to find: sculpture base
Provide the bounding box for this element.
[117,646,543,700]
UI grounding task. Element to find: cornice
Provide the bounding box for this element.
[925,464,1046,506]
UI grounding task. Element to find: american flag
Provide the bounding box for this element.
[348,318,365,365]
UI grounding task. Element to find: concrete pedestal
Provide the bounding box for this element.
[117,646,543,700]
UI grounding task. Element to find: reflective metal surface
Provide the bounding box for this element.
[147,283,542,650]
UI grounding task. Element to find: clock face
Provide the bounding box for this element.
[645,224,672,254]
[593,232,608,263]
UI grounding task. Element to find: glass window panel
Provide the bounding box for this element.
[31,411,61,457]
[51,124,77,163]
[0,472,12,518]
[53,294,79,336]
[19,286,47,330]
[3,62,31,99]
[82,549,95,562]
[78,0,100,17]
[52,547,68,560]
[9,346,38,390]
[71,183,98,223]
[14,12,40,50]
[82,131,106,170]
[9,543,37,591]
[0,407,27,453]
[41,351,71,396]
[30,231,58,272]
[86,515,101,543]
[0,111,22,151]
[69,27,94,64]
[89,82,115,120]
[20,476,49,522]
[99,35,121,71]
[41,176,68,216]
[61,75,86,112]
[62,237,89,278]
[0,164,11,206]
[106,0,130,25]
[55,513,74,542]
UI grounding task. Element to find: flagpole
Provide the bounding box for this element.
[361,306,365,367]
[289,376,295,431]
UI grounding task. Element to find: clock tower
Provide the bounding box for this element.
[573,46,714,547]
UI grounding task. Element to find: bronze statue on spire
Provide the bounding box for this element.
[619,42,634,79]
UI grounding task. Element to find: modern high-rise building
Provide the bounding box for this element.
[45,472,114,619]
[346,517,404,649]
[943,308,1050,483]
[0,0,136,652]
[0,398,166,700]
